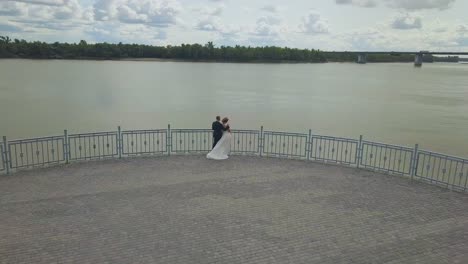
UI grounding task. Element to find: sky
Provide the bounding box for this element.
[1,0,468,51]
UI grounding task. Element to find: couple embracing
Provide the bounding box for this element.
[207,116,231,160]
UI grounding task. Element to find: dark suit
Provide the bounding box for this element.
[211,121,224,148]
[212,121,225,149]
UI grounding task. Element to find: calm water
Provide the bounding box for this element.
[0,59,467,157]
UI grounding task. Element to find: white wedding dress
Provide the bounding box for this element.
[207,130,232,160]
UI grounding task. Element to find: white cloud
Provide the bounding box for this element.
[385,0,455,10]
[246,14,289,46]
[193,2,240,44]
[336,0,455,10]
[253,20,279,37]
[0,3,88,45]
[0,21,23,32]
[0,2,27,16]
[0,1,84,20]
[299,11,329,34]
[85,23,167,44]
[0,0,467,51]
[340,28,404,51]
[192,4,224,18]
[337,19,468,51]
[335,0,377,8]
[391,14,422,30]
[457,25,468,33]
[195,13,241,45]
[257,16,281,26]
[430,19,449,32]
[119,23,167,40]
[94,0,180,27]
[205,6,224,16]
[54,0,83,20]
[250,14,286,38]
[0,0,89,30]
[260,5,279,13]
[197,16,222,31]
[11,0,65,6]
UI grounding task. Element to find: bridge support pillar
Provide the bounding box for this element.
[357,53,367,64]
[414,53,423,67]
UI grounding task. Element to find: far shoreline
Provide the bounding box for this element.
[0,57,419,64]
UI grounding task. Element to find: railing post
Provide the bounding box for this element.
[356,135,363,168]
[118,126,122,159]
[64,130,69,164]
[2,136,10,174]
[307,129,312,160]
[259,126,264,157]
[411,144,419,180]
[0,141,3,172]
[167,124,171,156]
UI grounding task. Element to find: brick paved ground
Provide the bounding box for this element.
[0,156,467,264]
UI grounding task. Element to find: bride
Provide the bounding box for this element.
[207,117,231,160]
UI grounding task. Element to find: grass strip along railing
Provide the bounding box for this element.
[1,126,467,192]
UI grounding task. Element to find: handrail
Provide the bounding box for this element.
[418,149,467,163]
[1,126,467,193]
[361,140,414,151]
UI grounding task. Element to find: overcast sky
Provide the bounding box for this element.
[1,0,468,51]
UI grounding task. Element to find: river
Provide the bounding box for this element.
[0,59,467,157]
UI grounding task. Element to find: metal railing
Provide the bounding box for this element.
[263,131,308,158]
[230,130,261,155]
[0,141,5,172]
[1,126,467,193]
[415,150,468,192]
[309,135,359,165]
[121,129,167,156]
[8,136,65,169]
[68,131,119,161]
[170,129,213,153]
[359,140,415,176]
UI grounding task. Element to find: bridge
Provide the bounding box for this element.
[325,51,468,66]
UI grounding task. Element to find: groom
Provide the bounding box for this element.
[212,116,224,149]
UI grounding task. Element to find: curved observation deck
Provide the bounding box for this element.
[1,127,467,263]
[0,156,467,263]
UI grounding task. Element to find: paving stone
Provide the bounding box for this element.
[0,156,467,263]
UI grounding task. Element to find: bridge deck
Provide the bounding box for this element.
[324,51,468,55]
[0,156,467,263]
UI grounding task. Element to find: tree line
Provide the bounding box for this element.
[0,36,327,62]
[0,36,422,63]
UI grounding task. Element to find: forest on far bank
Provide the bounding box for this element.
[0,36,456,63]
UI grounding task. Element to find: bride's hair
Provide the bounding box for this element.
[222,117,229,124]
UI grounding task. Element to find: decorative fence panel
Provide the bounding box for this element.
[310,135,359,165]
[230,130,260,155]
[415,151,468,191]
[8,136,65,169]
[262,131,308,158]
[171,129,212,153]
[1,143,6,171]
[360,141,414,175]
[122,129,167,155]
[1,126,467,193]
[68,132,118,160]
